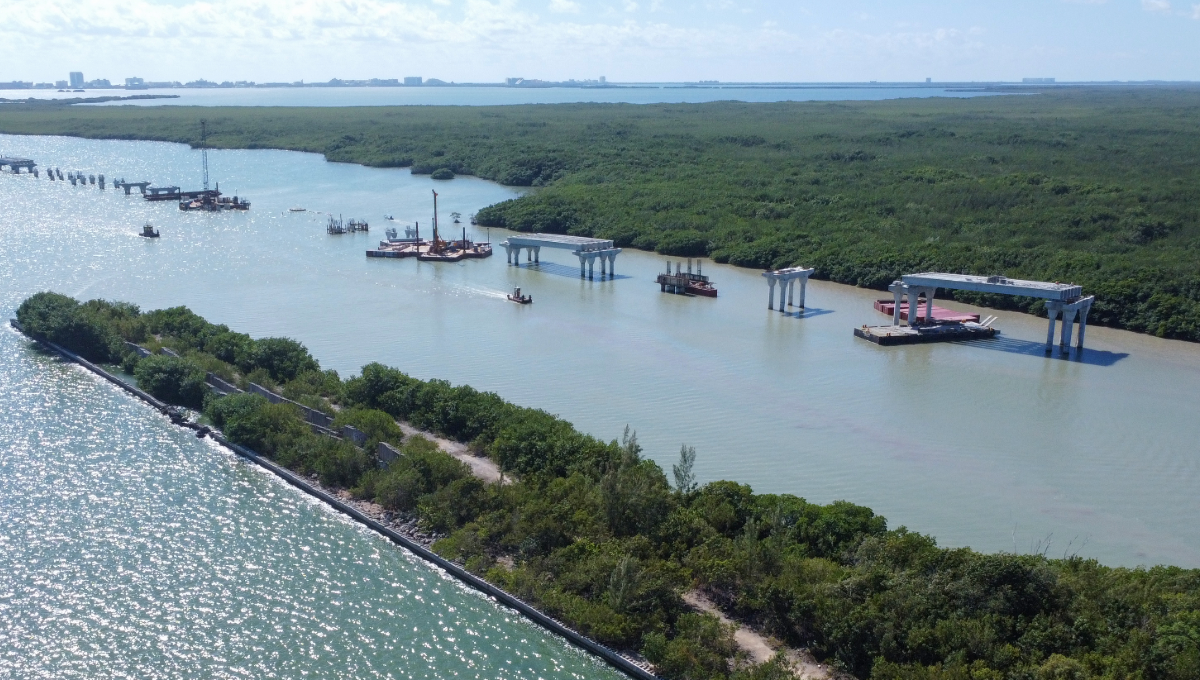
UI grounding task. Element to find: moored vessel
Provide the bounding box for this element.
[657,258,717,297]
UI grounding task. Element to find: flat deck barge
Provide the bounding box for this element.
[367,241,492,260]
[855,322,997,346]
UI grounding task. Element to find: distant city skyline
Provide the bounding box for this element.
[0,1,1198,84]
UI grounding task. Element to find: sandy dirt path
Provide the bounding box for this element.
[682,591,834,679]
[395,422,509,484]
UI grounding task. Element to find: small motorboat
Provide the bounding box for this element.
[385,214,395,221]
[139,223,160,238]
[507,287,532,304]
[289,207,306,212]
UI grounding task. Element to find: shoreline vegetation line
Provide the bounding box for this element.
[10,292,1200,680]
[2,88,1200,342]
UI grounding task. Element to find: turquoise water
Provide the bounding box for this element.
[3,85,1003,107]
[0,328,624,678]
[2,129,1199,586]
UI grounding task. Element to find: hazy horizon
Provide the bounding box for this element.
[1,1,1198,86]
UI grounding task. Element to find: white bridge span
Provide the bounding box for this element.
[500,234,622,280]
[893,273,1094,355]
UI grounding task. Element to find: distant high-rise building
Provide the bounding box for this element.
[404,76,422,86]
[926,77,931,83]
[125,77,144,87]
[506,77,524,86]
[599,76,606,84]
[55,80,68,88]
[69,72,84,88]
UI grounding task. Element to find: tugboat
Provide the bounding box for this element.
[139,223,160,238]
[507,287,533,304]
[657,258,717,297]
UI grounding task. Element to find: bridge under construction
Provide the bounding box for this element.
[500,234,622,280]
[871,273,1094,354]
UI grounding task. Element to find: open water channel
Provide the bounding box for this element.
[2,131,1199,674]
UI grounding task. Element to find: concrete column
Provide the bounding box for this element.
[587,255,595,280]
[534,247,540,264]
[1076,305,1090,350]
[1045,304,1059,353]
[785,279,794,307]
[924,288,935,323]
[767,278,777,309]
[608,253,615,277]
[600,255,608,278]
[579,254,586,278]
[908,289,922,326]
[799,280,808,309]
[1060,307,1078,354]
[892,284,903,326]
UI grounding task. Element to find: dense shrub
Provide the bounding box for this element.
[16,292,124,362]
[247,337,319,382]
[133,354,209,409]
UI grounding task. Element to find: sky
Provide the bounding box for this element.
[1,0,1198,84]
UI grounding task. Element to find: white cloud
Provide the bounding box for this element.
[1141,0,1172,12]
[548,0,580,13]
[624,0,639,11]
[1192,3,1200,18]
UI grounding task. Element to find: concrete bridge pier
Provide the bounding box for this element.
[1043,296,1094,355]
[763,267,815,315]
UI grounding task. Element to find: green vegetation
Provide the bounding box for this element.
[3,88,1200,339]
[16,291,1200,679]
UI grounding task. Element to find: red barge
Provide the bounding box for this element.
[874,299,979,324]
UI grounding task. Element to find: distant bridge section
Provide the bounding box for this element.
[892,273,1093,355]
[500,233,622,279]
[0,156,37,174]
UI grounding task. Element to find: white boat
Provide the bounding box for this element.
[289,207,306,212]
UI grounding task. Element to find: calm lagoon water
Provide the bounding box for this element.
[1,131,1198,678]
[0,332,625,679]
[3,85,1003,107]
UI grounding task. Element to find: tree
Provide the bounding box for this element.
[247,337,319,382]
[674,444,697,493]
[133,354,209,409]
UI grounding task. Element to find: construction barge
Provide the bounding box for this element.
[657,259,717,297]
[366,191,492,262]
[854,322,997,346]
[327,215,369,234]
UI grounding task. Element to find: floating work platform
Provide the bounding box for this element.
[874,299,979,323]
[658,259,716,297]
[855,322,997,346]
[366,240,492,261]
